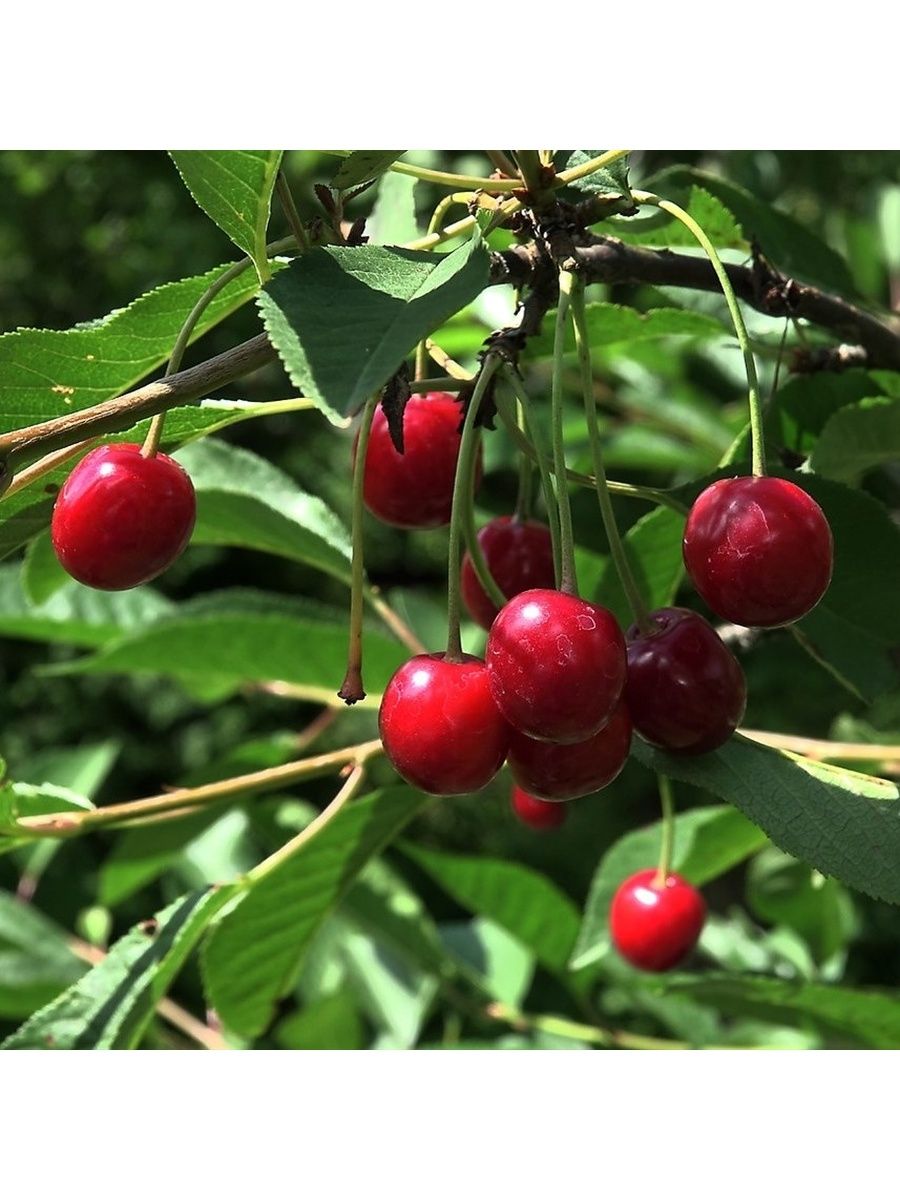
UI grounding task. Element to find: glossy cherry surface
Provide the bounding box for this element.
[51,443,196,591]
[507,701,632,801]
[610,869,706,973]
[625,607,746,755]
[461,516,556,631]
[486,589,626,744]
[378,652,509,795]
[360,392,478,529]
[683,476,833,627]
[510,786,567,830]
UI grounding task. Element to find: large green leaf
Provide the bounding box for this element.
[330,151,406,190]
[0,891,86,1017]
[571,806,766,970]
[369,171,419,246]
[594,505,686,626]
[526,302,726,360]
[275,991,365,1050]
[654,973,900,1049]
[747,848,855,965]
[203,786,427,1039]
[258,235,490,423]
[439,918,534,1007]
[809,396,900,484]
[338,927,438,1049]
[612,184,744,249]
[631,737,900,904]
[169,151,283,281]
[2,887,232,1049]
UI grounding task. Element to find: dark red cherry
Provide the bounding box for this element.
[378,653,509,795]
[50,443,196,591]
[507,701,632,801]
[461,516,556,631]
[610,869,706,972]
[486,589,626,743]
[510,786,567,830]
[359,392,480,529]
[625,607,746,755]
[683,476,833,627]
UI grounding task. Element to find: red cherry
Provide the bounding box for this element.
[683,476,833,627]
[507,700,632,800]
[359,392,480,529]
[510,786,567,830]
[486,589,626,743]
[50,443,196,591]
[378,653,509,795]
[610,869,706,973]
[625,607,746,755]
[461,516,556,631]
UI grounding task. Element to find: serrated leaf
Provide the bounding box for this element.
[631,736,900,905]
[571,806,766,970]
[595,505,686,626]
[169,151,283,281]
[809,396,900,484]
[258,236,490,423]
[612,185,744,249]
[563,151,631,199]
[369,170,418,246]
[2,887,232,1049]
[526,302,727,360]
[0,891,86,1018]
[330,151,405,191]
[203,786,426,1039]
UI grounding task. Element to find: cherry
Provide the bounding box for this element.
[51,443,196,591]
[486,589,626,744]
[683,476,833,627]
[461,516,555,631]
[510,786,567,831]
[378,652,509,795]
[625,607,746,755]
[610,869,706,973]
[507,700,632,801]
[360,392,480,529]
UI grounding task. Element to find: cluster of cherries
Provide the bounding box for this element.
[369,392,834,972]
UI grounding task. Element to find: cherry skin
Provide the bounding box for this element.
[625,607,746,755]
[510,786,567,831]
[610,869,706,973]
[683,475,833,627]
[507,700,632,801]
[51,443,196,591]
[360,392,480,529]
[461,516,556,631]
[486,589,626,744]
[378,652,509,795]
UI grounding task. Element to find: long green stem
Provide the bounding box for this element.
[513,398,533,523]
[446,356,502,660]
[571,281,652,632]
[462,494,507,612]
[414,193,476,379]
[632,189,766,476]
[339,392,380,704]
[551,271,578,595]
[655,775,676,886]
[276,169,310,251]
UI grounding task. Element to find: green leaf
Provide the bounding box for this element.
[330,152,406,191]
[338,927,437,1048]
[526,302,727,360]
[2,887,233,1049]
[202,786,427,1039]
[594,505,686,626]
[631,736,900,904]
[571,806,766,970]
[21,531,68,605]
[258,236,490,423]
[654,973,900,1049]
[809,396,900,484]
[275,991,365,1050]
[0,500,56,561]
[0,891,86,1017]
[174,439,351,582]
[369,170,419,246]
[169,151,283,281]
[612,184,744,249]
[401,842,581,976]
[747,848,855,965]
[439,918,534,1007]
[0,781,93,837]
[99,810,218,907]
[563,151,631,199]
[15,740,119,800]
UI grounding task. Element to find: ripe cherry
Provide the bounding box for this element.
[51,443,196,591]
[610,869,706,973]
[625,607,746,755]
[683,476,833,627]
[461,516,556,631]
[510,786,567,831]
[378,653,509,795]
[486,589,626,744]
[360,392,479,529]
[507,700,632,801]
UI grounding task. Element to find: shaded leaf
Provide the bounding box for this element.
[274,991,365,1050]
[369,170,418,246]
[526,303,726,360]
[21,531,68,605]
[331,152,406,191]
[809,396,900,484]
[612,184,744,249]
[594,505,686,626]
[563,151,631,199]
[0,891,85,1018]
[439,918,534,1007]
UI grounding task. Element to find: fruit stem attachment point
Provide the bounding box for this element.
[339,392,380,704]
[552,271,579,596]
[654,774,676,888]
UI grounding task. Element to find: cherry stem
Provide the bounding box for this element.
[571,281,653,633]
[338,392,380,704]
[445,354,502,662]
[275,169,310,252]
[551,270,579,595]
[414,193,477,380]
[654,774,676,887]
[512,398,534,522]
[486,150,518,177]
[632,190,766,477]
[462,457,507,614]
